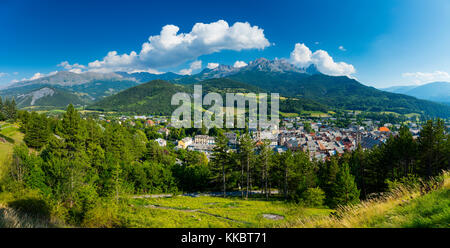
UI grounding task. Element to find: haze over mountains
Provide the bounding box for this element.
[382,82,450,105]
[1,58,449,118]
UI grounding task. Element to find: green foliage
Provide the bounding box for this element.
[23,112,50,149]
[329,163,360,207]
[300,187,325,207]
[0,96,17,121]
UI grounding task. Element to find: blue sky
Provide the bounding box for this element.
[0,0,449,88]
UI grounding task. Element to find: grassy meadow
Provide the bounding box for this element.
[114,195,332,228]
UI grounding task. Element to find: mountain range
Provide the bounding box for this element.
[382,82,450,105]
[1,58,449,118]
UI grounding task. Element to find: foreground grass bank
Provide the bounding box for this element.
[1,177,448,228]
[286,172,450,228]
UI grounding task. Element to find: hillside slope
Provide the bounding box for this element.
[15,87,86,109]
[87,78,329,115]
[289,172,450,228]
[228,72,450,117]
[88,80,187,115]
[383,82,450,104]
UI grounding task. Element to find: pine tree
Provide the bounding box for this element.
[211,134,230,197]
[418,119,447,178]
[24,112,50,149]
[257,140,272,200]
[239,133,255,199]
[329,163,360,207]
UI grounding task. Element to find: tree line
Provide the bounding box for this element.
[0,96,17,121]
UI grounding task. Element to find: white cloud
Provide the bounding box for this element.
[338,45,346,51]
[58,61,86,70]
[0,72,8,77]
[26,71,58,81]
[290,43,312,68]
[402,71,450,84]
[290,43,355,76]
[86,20,270,73]
[30,73,45,80]
[233,60,248,68]
[58,61,87,74]
[207,62,219,69]
[179,60,202,75]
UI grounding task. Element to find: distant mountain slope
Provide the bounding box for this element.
[87,78,330,115]
[10,71,133,88]
[116,71,184,82]
[87,78,268,115]
[87,69,450,117]
[227,70,450,117]
[1,71,138,101]
[382,82,450,104]
[292,75,450,116]
[2,58,449,117]
[15,87,85,109]
[192,78,265,94]
[88,80,187,115]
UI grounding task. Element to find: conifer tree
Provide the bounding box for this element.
[329,163,360,207]
[257,140,272,200]
[211,134,230,197]
[239,133,255,199]
[24,112,49,149]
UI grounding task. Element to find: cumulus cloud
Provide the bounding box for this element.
[26,71,58,81]
[57,61,87,74]
[85,20,269,73]
[233,61,248,68]
[290,43,355,76]
[207,62,219,69]
[338,45,346,51]
[179,60,202,75]
[402,71,450,84]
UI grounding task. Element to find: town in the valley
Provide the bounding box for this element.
[94,112,435,161]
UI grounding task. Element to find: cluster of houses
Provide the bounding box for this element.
[96,114,426,161]
[172,117,423,161]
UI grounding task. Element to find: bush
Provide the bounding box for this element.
[386,174,421,192]
[0,133,14,143]
[81,200,121,228]
[301,187,325,207]
[8,197,51,221]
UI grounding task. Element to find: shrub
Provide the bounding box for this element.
[81,200,121,228]
[301,187,325,207]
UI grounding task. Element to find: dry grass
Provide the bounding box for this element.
[0,203,50,228]
[285,172,449,228]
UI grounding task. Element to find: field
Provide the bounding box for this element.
[115,195,333,228]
